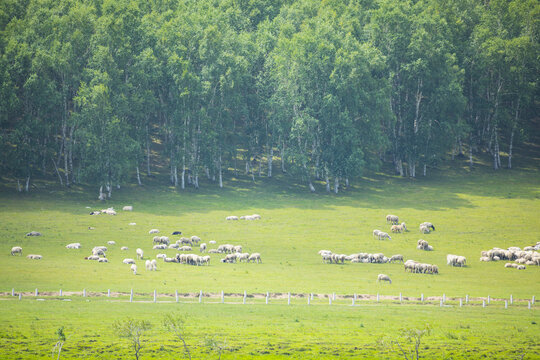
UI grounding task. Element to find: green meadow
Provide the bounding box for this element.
[0,154,539,358]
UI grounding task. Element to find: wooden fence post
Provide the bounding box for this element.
[107,289,110,297]
[266,292,269,305]
[175,290,178,303]
[376,293,379,302]
[243,291,247,305]
[442,293,446,303]
[18,293,22,300]
[505,300,508,309]
[153,290,157,303]
[459,298,463,307]
[421,293,424,302]
[528,301,531,310]
[59,289,62,297]
[130,289,133,303]
[308,296,310,305]
[487,295,490,305]
[532,296,535,305]
[221,291,224,303]
[466,294,469,304]
[199,290,203,303]
[353,293,356,306]
[399,292,402,302]
[288,292,291,305]
[11,288,14,296]
[482,300,486,308]
[83,289,86,297]
[510,294,513,305]
[35,288,38,297]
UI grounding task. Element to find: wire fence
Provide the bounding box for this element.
[2,289,536,309]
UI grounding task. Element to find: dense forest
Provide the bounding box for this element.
[0,0,538,194]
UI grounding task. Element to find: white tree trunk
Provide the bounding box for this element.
[268,148,273,178]
[281,141,286,173]
[107,183,112,198]
[334,177,339,194]
[181,155,185,189]
[146,124,151,176]
[423,164,427,176]
[17,179,21,192]
[308,182,315,192]
[508,128,514,169]
[219,154,223,188]
[194,175,199,189]
[325,174,330,192]
[136,166,142,185]
[174,166,178,187]
[205,167,210,180]
[345,178,349,187]
[52,158,64,186]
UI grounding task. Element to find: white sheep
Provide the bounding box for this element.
[101,208,117,215]
[377,274,392,284]
[386,215,399,224]
[129,222,136,226]
[26,254,42,260]
[391,222,407,233]
[123,258,135,264]
[145,260,152,270]
[149,229,160,234]
[122,205,133,211]
[389,254,404,263]
[107,241,116,245]
[11,246,23,256]
[420,222,436,231]
[373,230,381,239]
[153,244,167,250]
[233,245,242,253]
[200,243,207,253]
[131,264,137,275]
[121,246,129,251]
[201,255,210,265]
[65,243,81,249]
[226,216,239,220]
[378,232,391,241]
[236,253,250,262]
[251,214,261,219]
[208,249,219,254]
[156,253,167,259]
[85,255,99,260]
[191,236,201,244]
[136,248,144,259]
[248,253,262,263]
[209,240,216,244]
[151,259,157,270]
[178,246,192,252]
[419,225,431,234]
[98,258,108,263]
[168,244,179,249]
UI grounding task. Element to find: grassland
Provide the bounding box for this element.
[0,150,539,358]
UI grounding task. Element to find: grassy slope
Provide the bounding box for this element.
[0,134,539,358]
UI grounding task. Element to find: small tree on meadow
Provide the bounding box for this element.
[112,318,152,360]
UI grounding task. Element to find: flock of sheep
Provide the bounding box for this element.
[323,214,471,284]
[9,208,538,287]
[480,243,540,270]
[9,207,265,276]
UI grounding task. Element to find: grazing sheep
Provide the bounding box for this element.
[156,253,167,259]
[90,211,101,215]
[209,240,216,244]
[122,205,133,211]
[130,264,137,275]
[178,246,192,252]
[191,236,201,244]
[26,254,42,260]
[153,244,167,250]
[420,222,435,231]
[236,253,250,262]
[121,246,129,251]
[92,248,106,257]
[25,231,42,236]
[233,245,242,253]
[177,237,192,246]
[129,223,136,226]
[251,214,262,219]
[226,216,239,220]
[431,264,439,274]
[98,258,108,263]
[389,254,404,263]
[148,229,160,234]
[386,215,399,225]
[145,260,152,270]
[66,243,81,249]
[107,241,116,245]
[85,255,100,260]
[123,258,136,264]
[378,232,391,241]
[151,259,157,270]
[479,256,490,262]
[377,274,392,284]
[172,231,182,235]
[419,225,431,234]
[517,265,526,270]
[200,243,207,253]
[164,257,175,263]
[208,249,219,254]
[373,230,381,239]
[101,208,117,215]
[426,245,434,251]
[391,222,407,233]
[201,255,210,265]
[248,253,262,263]
[10,246,23,256]
[456,256,466,267]
[168,243,179,249]
[136,248,144,259]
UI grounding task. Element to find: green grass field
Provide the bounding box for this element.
[0,151,539,358]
